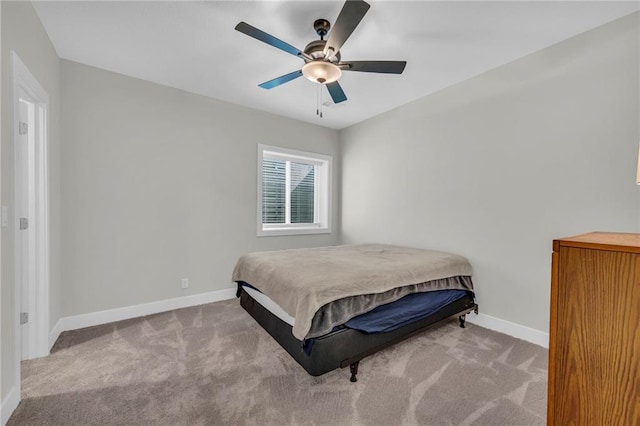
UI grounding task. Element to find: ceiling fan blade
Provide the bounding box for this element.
[259,70,303,89]
[341,61,407,74]
[324,0,371,57]
[235,21,304,59]
[326,81,347,104]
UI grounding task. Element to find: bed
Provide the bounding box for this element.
[233,244,478,381]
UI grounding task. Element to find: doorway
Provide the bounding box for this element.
[12,51,50,371]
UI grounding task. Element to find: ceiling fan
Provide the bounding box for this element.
[235,0,406,110]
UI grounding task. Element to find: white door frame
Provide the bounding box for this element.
[11,50,50,375]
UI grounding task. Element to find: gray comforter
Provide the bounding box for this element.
[232,244,473,340]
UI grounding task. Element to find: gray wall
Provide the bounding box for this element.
[60,60,340,317]
[340,13,640,333]
[1,0,62,406]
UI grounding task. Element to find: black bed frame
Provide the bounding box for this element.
[239,286,478,382]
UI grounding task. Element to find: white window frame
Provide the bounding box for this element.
[257,144,331,237]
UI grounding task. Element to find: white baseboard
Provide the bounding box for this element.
[466,312,549,348]
[48,288,237,349]
[45,288,549,352]
[1,386,19,426]
[48,318,64,350]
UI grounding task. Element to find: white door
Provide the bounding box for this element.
[11,52,49,362]
[12,51,51,416]
[17,94,37,360]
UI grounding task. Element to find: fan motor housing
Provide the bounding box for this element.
[303,40,340,63]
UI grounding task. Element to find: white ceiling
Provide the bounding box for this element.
[33,1,639,130]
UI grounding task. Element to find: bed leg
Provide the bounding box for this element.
[349,362,359,383]
[458,315,466,328]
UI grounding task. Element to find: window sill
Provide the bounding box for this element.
[257,226,331,237]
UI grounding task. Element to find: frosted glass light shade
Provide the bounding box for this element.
[302,61,342,84]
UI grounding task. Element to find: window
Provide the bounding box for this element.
[257,144,331,236]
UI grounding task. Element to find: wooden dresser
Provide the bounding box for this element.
[548,232,640,425]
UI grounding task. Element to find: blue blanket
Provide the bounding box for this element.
[302,289,471,354]
[344,289,470,333]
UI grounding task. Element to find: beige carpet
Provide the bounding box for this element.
[9,299,547,425]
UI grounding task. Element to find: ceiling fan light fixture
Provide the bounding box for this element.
[302,61,342,84]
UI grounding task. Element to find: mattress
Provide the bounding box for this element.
[241,281,470,335]
[243,285,295,326]
[233,244,474,340]
[239,287,478,377]
[233,244,477,380]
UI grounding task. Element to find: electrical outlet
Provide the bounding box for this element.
[1,206,7,228]
[181,278,189,289]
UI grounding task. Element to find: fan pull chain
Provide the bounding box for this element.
[316,84,323,118]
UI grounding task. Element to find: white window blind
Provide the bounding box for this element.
[289,161,316,224]
[262,158,286,224]
[257,145,331,236]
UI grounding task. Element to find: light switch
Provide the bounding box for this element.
[1,206,8,228]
